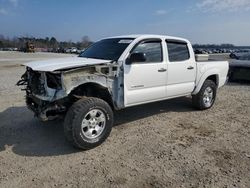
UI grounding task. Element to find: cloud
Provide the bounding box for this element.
[155,10,167,15]
[8,0,18,7]
[0,0,19,16]
[197,0,250,12]
[0,8,8,15]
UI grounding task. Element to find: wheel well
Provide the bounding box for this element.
[206,75,218,86]
[69,83,114,109]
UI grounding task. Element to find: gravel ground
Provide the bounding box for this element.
[0,52,249,188]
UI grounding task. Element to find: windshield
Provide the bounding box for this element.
[79,38,134,60]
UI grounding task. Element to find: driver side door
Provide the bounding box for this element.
[124,39,167,107]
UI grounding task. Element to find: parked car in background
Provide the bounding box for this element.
[66,47,78,54]
[230,52,250,60]
[1,47,18,51]
[194,49,208,54]
[56,47,66,53]
[230,53,239,60]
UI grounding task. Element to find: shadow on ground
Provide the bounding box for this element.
[0,97,193,157]
[114,97,193,126]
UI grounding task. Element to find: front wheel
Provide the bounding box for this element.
[64,97,114,150]
[192,80,217,110]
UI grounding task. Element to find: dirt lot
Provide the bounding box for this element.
[0,52,249,188]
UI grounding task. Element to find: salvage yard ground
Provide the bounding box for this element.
[0,51,249,188]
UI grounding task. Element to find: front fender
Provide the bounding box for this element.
[62,72,111,95]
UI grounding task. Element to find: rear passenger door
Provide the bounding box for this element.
[166,40,196,97]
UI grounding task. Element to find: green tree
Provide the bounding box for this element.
[50,37,58,48]
[81,36,91,48]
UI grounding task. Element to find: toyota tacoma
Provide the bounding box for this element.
[17,35,229,149]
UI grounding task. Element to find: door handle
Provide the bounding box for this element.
[187,66,194,70]
[158,68,167,72]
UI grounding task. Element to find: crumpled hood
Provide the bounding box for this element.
[23,57,111,72]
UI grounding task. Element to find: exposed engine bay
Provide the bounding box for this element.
[17,64,122,121]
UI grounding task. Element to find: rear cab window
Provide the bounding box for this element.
[166,40,190,62]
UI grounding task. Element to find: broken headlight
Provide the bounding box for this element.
[46,72,62,89]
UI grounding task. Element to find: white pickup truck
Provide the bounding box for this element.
[17,35,229,149]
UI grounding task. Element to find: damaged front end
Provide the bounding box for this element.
[17,63,123,121]
[17,67,68,121]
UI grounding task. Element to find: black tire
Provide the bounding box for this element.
[192,80,217,110]
[64,97,114,150]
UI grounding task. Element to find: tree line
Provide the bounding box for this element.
[0,35,93,50]
[1,35,249,50]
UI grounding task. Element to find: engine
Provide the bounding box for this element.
[17,67,67,121]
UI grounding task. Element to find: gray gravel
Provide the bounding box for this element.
[0,52,249,188]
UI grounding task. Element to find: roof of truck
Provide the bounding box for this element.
[105,34,189,42]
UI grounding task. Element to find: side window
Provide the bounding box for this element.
[166,40,190,62]
[132,40,162,62]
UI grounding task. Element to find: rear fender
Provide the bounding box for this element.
[192,69,219,95]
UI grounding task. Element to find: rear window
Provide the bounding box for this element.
[166,40,190,62]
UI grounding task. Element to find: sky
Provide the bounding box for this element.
[0,0,250,45]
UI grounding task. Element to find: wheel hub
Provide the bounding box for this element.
[203,86,214,107]
[81,109,106,139]
[89,118,98,127]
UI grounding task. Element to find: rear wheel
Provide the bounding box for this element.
[192,80,217,110]
[64,97,114,150]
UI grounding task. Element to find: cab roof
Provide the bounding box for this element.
[105,34,190,43]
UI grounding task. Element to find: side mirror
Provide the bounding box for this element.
[126,52,147,64]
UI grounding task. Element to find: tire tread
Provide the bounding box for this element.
[64,97,113,150]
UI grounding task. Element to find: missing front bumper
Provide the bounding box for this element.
[26,96,66,121]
